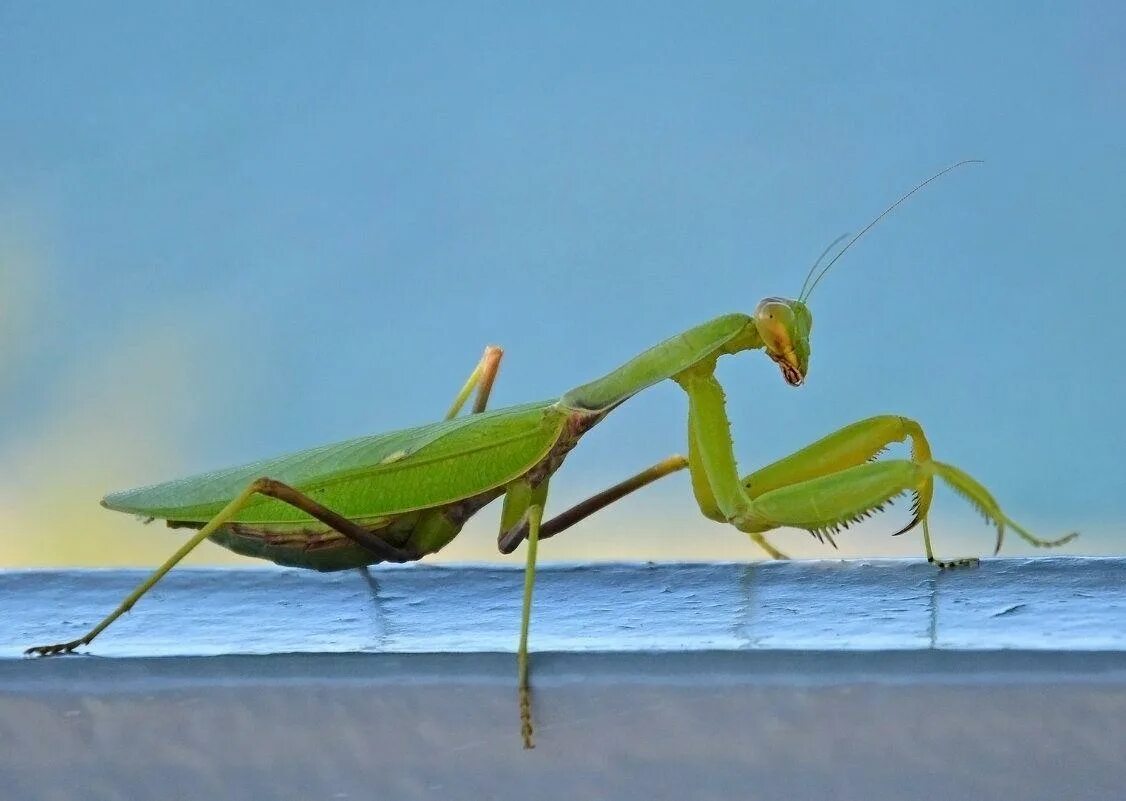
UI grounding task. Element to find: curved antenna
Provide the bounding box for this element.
[799,159,983,302]
[797,232,850,301]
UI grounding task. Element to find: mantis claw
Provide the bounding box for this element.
[928,556,980,571]
[24,639,86,657]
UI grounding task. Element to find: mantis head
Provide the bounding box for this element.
[754,297,811,387]
[767,160,983,389]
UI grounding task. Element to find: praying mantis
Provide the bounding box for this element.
[27,161,1077,749]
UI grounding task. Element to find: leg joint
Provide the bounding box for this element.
[250,476,286,495]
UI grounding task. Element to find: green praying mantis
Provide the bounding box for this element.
[27,160,1077,749]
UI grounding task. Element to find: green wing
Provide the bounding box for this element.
[103,400,567,524]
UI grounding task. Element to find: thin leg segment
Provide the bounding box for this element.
[922,518,977,570]
[26,478,417,656]
[749,533,789,560]
[497,455,689,554]
[499,476,550,749]
[472,346,503,414]
[928,461,1077,558]
[445,345,504,419]
[518,500,544,749]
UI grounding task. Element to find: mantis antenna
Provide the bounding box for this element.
[798,159,984,302]
[798,232,851,301]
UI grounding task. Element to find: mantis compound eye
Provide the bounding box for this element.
[754,297,809,387]
[754,298,795,346]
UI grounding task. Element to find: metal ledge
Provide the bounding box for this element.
[4,559,1123,800]
[4,557,1125,656]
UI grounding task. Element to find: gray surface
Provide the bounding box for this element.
[6,557,1126,657]
[2,651,1125,801]
[5,559,1125,800]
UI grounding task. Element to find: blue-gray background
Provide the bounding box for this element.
[1,3,1122,565]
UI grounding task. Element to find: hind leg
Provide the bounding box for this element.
[27,478,418,656]
[445,345,503,418]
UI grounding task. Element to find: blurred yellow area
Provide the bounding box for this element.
[0,243,251,567]
[0,336,254,566]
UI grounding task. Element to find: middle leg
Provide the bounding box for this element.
[497,455,689,553]
[495,475,551,749]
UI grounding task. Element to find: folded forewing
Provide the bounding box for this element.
[103,400,565,523]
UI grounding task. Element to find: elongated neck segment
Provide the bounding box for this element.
[559,313,762,413]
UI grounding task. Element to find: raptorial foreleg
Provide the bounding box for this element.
[672,362,1076,565]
